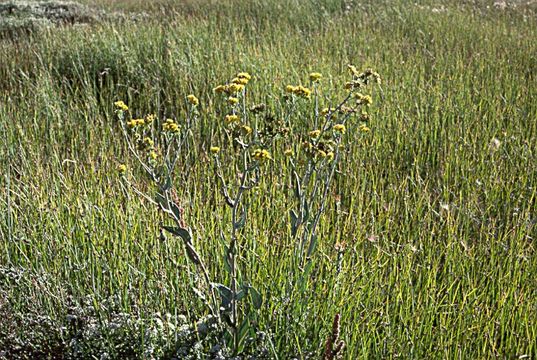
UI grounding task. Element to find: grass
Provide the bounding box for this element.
[1,0,536,358]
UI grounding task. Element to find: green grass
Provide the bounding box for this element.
[1,0,536,358]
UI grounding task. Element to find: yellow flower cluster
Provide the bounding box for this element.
[286,85,312,98]
[240,124,252,136]
[136,136,158,161]
[228,83,245,93]
[348,65,360,77]
[347,65,381,85]
[302,141,334,160]
[339,106,357,114]
[333,124,346,134]
[143,137,154,148]
[127,118,145,128]
[359,123,371,132]
[302,141,313,151]
[344,81,360,90]
[146,114,156,124]
[231,77,248,85]
[321,107,336,116]
[308,129,321,139]
[117,164,127,175]
[225,114,240,124]
[252,148,272,161]
[213,85,227,93]
[236,72,252,81]
[250,103,266,113]
[309,72,322,82]
[163,119,180,133]
[215,84,244,94]
[210,146,220,154]
[214,72,251,95]
[355,93,373,105]
[114,100,129,111]
[187,94,199,106]
[227,97,239,105]
[363,68,381,84]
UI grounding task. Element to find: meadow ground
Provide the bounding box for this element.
[1,0,536,358]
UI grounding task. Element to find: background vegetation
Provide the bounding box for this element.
[1,0,536,358]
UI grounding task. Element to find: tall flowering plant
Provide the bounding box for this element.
[115,65,380,355]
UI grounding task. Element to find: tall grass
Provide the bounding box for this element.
[1,0,536,358]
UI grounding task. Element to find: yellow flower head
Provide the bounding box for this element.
[114,100,129,111]
[302,141,313,151]
[286,85,298,93]
[210,146,220,154]
[348,64,359,77]
[309,72,322,82]
[339,106,356,114]
[355,93,373,105]
[327,151,335,161]
[309,129,321,139]
[227,97,239,105]
[287,85,311,98]
[149,151,158,160]
[294,85,311,98]
[187,94,199,106]
[284,149,293,157]
[317,150,327,158]
[163,119,180,133]
[145,114,156,123]
[359,123,371,133]
[333,124,346,134]
[321,107,336,116]
[214,85,228,93]
[240,124,253,136]
[127,118,145,128]
[228,83,245,94]
[232,77,249,85]
[237,72,252,80]
[372,71,381,84]
[252,148,272,162]
[143,137,154,148]
[225,114,240,124]
[117,164,127,175]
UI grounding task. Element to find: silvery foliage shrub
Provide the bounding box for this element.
[1,266,271,358]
